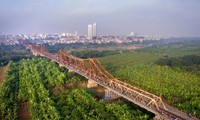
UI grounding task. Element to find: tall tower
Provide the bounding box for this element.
[88,24,93,38]
[92,23,97,37]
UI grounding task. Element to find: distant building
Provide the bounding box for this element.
[129,32,137,37]
[75,31,78,36]
[88,24,93,38]
[92,23,97,37]
[87,23,97,39]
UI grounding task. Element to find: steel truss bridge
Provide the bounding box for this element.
[24,43,198,120]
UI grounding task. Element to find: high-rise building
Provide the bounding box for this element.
[87,23,97,39]
[88,24,93,38]
[92,23,97,37]
[129,32,137,37]
[75,31,78,36]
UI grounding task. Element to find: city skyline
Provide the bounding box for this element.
[0,0,200,37]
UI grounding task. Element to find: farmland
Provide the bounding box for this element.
[99,41,200,117]
[0,40,200,119]
[0,58,151,120]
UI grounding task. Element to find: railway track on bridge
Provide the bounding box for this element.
[23,43,199,120]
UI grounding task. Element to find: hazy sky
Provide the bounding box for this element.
[0,0,200,36]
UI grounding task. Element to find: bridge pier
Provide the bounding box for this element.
[59,63,65,67]
[87,79,98,88]
[104,89,120,100]
[58,64,74,73]
[153,115,164,120]
[68,69,74,72]
[32,51,39,56]
[51,59,56,62]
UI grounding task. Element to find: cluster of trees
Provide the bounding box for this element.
[53,89,150,120]
[0,58,152,119]
[156,55,200,75]
[0,62,19,119]
[71,50,119,59]
[44,43,124,53]
[44,42,142,53]
[0,45,32,66]
[17,58,68,119]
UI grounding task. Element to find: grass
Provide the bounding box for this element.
[99,43,200,69]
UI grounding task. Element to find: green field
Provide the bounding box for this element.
[0,58,152,120]
[99,43,200,68]
[99,41,200,117]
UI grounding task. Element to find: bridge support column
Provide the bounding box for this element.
[68,69,74,72]
[32,51,39,56]
[51,59,55,62]
[59,64,65,67]
[153,115,164,120]
[87,79,98,88]
[104,89,120,100]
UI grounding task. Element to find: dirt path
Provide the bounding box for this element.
[0,66,7,85]
[18,101,31,120]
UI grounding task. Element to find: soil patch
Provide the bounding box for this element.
[0,66,7,85]
[18,101,31,120]
[90,85,105,98]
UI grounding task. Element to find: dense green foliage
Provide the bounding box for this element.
[44,43,124,53]
[44,43,141,53]
[71,50,119,58]
[0,62,19,120]
[0,45,32,66]
[99,41,200,117]
[156,55,200,76]
[114,64,200,116]
[99,41,200,67]
[17,58,65,119]
[53,89,150,120]
[0,58,152,119]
